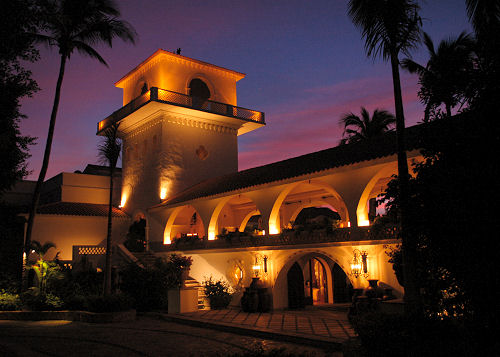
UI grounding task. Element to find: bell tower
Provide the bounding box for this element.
[97,49,265,216]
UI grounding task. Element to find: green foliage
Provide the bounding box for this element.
[379,113,498,342]
[169,254,193,270]
[0,290,21,311]
[120,258,178,311]
[203,277,233,309]
[49,267,103,309]
[20,287,64,311]
[86,293,132,313]
[351,312,474,357]
[124,218,146,252]
[27,240,63,294]
[0,0,38,195]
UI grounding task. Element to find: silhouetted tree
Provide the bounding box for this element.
[402,32,475,120]
[25,0,136,265]
[339,107,395,144]
[348,0,422,316]
[97,122,121,295]
[465,0,500,109]
[0,0,39,195]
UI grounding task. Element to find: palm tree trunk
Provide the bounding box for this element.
[104,168,114,295]
[390,52,421,317]
[24,55,67,268]
[445,103,452,117]
[423,103,431,122]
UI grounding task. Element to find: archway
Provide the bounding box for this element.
[163,205,205,244]
[269,180,349,234]
[208,195,260,239]
[189,78,210,108]
[275,250,352,309]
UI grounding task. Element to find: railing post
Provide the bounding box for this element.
[227,104,234,117]
[150,87,158,101]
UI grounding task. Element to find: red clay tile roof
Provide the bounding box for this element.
[155,119,446,208]
[37,202,129,218]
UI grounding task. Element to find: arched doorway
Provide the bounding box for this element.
[304,258,328,305]
[189,78,210,108]
[287,262,305,309]
[332,263,352,303]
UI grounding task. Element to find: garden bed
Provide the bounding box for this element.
[0,309,136,323]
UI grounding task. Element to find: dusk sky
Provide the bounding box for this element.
[20,0,471,180]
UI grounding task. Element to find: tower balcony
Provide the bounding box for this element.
[97,87,265,136]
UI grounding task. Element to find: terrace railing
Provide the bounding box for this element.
[98,87,265,133]
[150,226,399,252]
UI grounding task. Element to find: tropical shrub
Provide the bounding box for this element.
[20,287,64,311]
[0,291,21,311]
[120,258,178,311]
[203,277,233,309]
[351,312,474,357]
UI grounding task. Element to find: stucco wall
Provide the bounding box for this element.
[163,242,402,310]
[119,53,240,106]
[121,112,238,216]
[29,215,130,261]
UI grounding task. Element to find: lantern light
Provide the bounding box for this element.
[350,249,368,278]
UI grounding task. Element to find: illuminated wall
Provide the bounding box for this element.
[29,215,129,261]
[116,49,244,106]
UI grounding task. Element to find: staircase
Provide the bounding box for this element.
[185,277,209,310]
[132,251,159,268]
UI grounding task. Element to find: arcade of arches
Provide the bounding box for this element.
[152,159,413,309]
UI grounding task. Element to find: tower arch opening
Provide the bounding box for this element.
[189,78,210,108]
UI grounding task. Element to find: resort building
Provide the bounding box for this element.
[16,50,426,309]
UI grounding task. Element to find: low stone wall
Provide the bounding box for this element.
[0,310,136,323]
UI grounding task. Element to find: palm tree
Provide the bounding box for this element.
[348,0,422,316]
[401,32,475,120]
[465,0,500,108]
[340,107,395,145]
[24,0,136,265]
[28,240,56,294]
[98,122,121,295]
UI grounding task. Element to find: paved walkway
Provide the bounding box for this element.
[159,305,355,350]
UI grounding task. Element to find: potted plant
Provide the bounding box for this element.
[169,254,193,287]
[203,277,233,309]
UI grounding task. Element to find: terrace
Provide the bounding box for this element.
[150,225,399,252]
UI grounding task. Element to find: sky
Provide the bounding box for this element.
[19,0,472,180]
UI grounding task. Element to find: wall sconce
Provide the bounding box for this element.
[350,249,368,278]
[252,254,269,277]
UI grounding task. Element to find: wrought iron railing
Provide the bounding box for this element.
[149,226,399,252]
[97,87,265,133]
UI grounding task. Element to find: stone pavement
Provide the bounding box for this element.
[1,317,337,356]
[159,304,356,351]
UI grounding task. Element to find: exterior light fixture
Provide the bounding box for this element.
[350,249,368,278]
[263,255,268,273]
[252,264,260,277]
